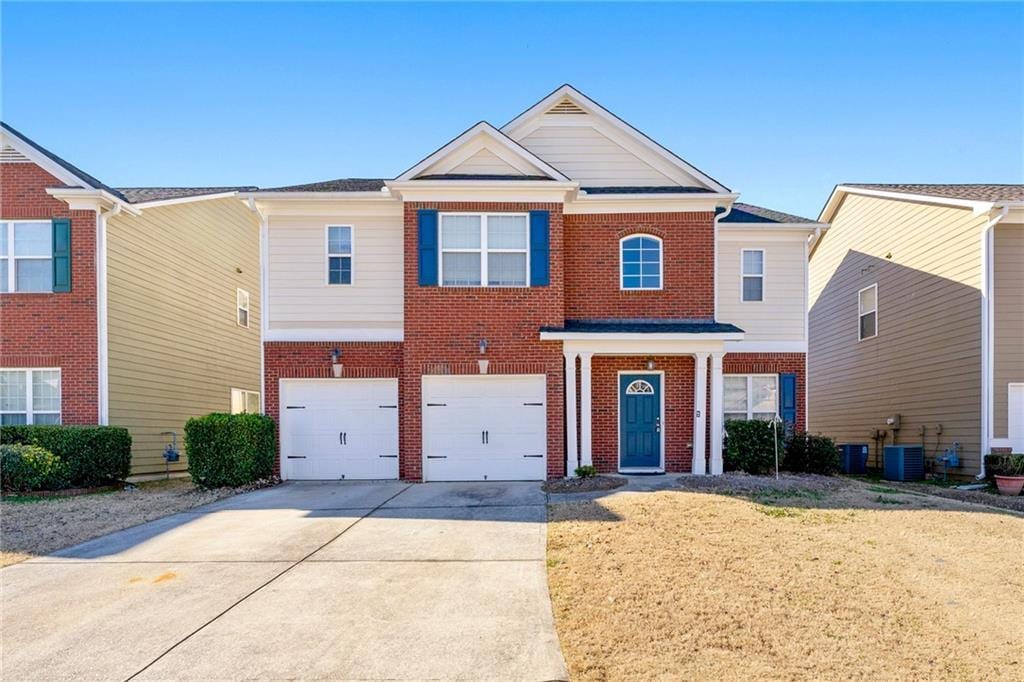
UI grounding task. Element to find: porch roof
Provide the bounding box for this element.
[539,319,744,341]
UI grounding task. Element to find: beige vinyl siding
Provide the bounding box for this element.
[106,198,260,475]
[808,193,988,474]
[447,148,525,176]
[717,232,806,342]
[517,120,678,187]
[267,208,403,331]
[993,223,1024,439]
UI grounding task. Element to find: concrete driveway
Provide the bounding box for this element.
[1,481,568,681]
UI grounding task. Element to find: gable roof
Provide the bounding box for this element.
[721,202,818,225]
[117,186,257,203]
[500,84,730,193]
[394,121,570,182]
[258,178,387,193]
[820,183,1024,222]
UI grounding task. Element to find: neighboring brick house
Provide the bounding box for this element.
[249,85,823,481]
[0,123,261,475]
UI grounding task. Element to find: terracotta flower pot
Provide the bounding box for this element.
[994,475,1024,496]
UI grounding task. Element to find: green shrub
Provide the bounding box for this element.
[986,453,1024,478]
[575,464,598,478]
[723,419,784,475]
[0,444,68,492]
[185,413,275,488]
[0,425,131,487]
[784,431,841,475]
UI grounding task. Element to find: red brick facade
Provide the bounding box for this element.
[723,353,807,432]
[0,163,98,424]
[563,211,715,319]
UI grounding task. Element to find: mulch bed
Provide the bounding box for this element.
[543,475,626,494]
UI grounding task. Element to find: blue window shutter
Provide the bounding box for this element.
[52,218,71,293]
[529,210,550,286]
[780,373,797,427]
[417,209,438,286]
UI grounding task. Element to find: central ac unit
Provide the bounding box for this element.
[883,445,925,482]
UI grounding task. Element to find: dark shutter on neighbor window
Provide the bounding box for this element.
[780,373,797,427]
[52,218,71,293]
[417,209,438,286]
[528,210,550,287]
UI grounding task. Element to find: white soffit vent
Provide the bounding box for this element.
[546,98,586,115]
[0,144,31,163]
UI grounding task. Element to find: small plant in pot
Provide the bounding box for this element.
[989,454,1024,496]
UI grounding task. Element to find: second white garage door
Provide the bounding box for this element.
[422,375,547,481]
[280,379,399,480]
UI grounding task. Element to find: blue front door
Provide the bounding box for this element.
[619,374,661,469]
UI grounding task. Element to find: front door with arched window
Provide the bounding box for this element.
[619,373,662,470]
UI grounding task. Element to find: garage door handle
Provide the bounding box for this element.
[286,456,307,459]
[426,403,447,407]
[378,404,398,409]
[523,455,543,458]
[285,406,305,410]
[427,455,447,459]
[339,432,347,445]
[379,455,398,458]
[523,402,544,406]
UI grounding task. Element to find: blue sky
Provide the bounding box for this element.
[2,2,1021,218]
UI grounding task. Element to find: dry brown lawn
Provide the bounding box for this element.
[547,476,1024,681]
[1,478,236,567]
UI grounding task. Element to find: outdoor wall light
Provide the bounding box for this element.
[479,339,488,355]
[646,358,656,370]
[478,339,489,374]
[331,347,343,378]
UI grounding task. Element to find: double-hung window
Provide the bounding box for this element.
[620,235,662,290]
[440,213,528,286]
[236,289,250,328]
[0,221,52,293]
[230,388,260,414]
[741,249,764,302]
[327,225,353,285]
[724,374,778,423]
[858,284,877,340]
[0,369,61,425]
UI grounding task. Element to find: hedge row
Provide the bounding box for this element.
[0,425,132,488]
[723,419,840,475]
[185,413,275,488]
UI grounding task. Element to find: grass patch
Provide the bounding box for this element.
[874,495,909,505]
[749,488,826,503]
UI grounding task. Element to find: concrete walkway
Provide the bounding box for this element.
[1,481,568,681]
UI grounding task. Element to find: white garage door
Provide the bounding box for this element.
[422,375,547,481]
[280,379,398,480]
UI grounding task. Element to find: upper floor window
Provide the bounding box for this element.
[741,249,764,302]
[230,388,260,414]
[0,221,52,293]
[0,368,61,425]
[620,235,662,290]
[440,213,528,287]
[327,225,353,285]
[858,284,877,340]
[724,374,778,422]
[236,289,250,328]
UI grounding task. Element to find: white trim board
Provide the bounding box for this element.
[264,328,404,342]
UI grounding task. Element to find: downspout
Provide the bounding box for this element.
[978,205,1008,479]
[246,197,269,414]
[712,203,734,321]
[96,202,121,425]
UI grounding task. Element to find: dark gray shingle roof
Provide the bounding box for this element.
[720,203,818,224]
[541,319,744,335]
[116,187,256,203]
[842,184,1024,203]
[260,178,387,192]
[581,186,714,195]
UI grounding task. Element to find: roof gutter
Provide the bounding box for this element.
[979,204,1009,479]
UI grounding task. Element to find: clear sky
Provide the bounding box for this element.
[2,2,1021,218]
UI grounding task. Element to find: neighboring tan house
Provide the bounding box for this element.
[246,84,824,481]
[810,184,1024,478]
[0,123,261,475]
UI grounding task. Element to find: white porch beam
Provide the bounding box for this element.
[579,352,593,468]
[709,352,725,475]
[564,351,579,478]
[693,353,708,475]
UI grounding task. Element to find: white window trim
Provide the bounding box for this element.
[740,248,765,303]
[858,283,878,341]
[0,220,53,294]
[723,373,779,423]
[236,288,250,328]
[230,388,261,415]
[0,367,61,425]
[325,224,355,286]
[619,234,664,291]
[439,213,530,288]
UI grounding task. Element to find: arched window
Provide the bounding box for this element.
[620,235,662,290]
[625,379,655,395]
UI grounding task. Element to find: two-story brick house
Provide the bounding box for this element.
[247,85,825,481]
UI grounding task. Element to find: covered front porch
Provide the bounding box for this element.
[540,320,745,477]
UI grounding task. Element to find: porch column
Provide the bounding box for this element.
[709,352,725,475]
[692,353,708,475]
[579,352,593,468]
[564,350,579,477]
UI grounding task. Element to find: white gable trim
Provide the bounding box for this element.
[501,85,730,193]
[0,128,96,189]
[395,121,570,182]
[819,185,998,223]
